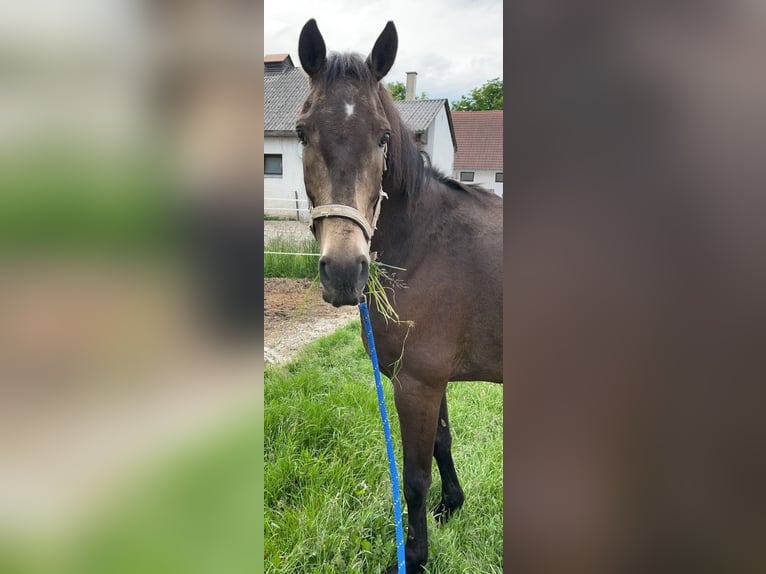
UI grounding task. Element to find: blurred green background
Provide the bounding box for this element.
[0,2,263,573]
[0,145,175,258]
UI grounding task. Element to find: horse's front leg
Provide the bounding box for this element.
[385,375,445,574]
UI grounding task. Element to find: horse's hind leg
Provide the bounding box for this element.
[386,376,444,574]
[433,392,464,523]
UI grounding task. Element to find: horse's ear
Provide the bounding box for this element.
[299,19,326,78]
[367,21,397,81]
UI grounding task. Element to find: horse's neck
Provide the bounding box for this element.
[372,116,443,264]
[372,170,436,269]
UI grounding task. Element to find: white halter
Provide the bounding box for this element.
[309,142,388,245]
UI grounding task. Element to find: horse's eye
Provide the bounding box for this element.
[379,131,390,147]
[296,127,308,146]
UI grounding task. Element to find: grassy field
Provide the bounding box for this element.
[264,235,320,279]
[265,323,503,573]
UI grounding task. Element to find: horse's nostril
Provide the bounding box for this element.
[358,256,369,278]
[318,254,368,305]
[319,256,331,280]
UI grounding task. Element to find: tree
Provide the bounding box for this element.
[387,81,406,100]
[386,81,427,101]
[451,78,503,111]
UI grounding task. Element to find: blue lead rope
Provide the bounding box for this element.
[359,299,406,574]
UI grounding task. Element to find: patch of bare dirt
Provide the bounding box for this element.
[264,278,358,365]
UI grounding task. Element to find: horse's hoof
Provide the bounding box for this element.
[433,501,452,524]
[433,497,463,524]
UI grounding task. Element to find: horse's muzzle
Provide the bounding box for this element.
[318,253,370,307]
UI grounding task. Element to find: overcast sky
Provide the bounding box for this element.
[264,0,503,104]
[1,0,502,105]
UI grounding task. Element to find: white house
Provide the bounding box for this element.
[264,55,457,219]
[395,97,456,174]
[451,110,504,196]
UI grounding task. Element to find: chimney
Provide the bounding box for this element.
[405,71,417,101]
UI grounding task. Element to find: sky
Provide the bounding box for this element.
[0,0,138,48]
[0,0,503,105]
[264,0,503,104]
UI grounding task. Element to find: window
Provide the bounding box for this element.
[495,172,503,183]
[459,171,474,182]
[265,154,283,176]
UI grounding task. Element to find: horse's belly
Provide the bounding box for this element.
[450,348,503,383]
[448,314,503,383]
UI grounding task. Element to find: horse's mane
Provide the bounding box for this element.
[430,169,496,196]
[321,52,496,203]
[417,147,496,195]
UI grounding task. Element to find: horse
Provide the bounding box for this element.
[297,19,503,572]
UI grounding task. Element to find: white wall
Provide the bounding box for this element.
[454,168,503,196]
[425,106,455,174]
[264,136,310,219]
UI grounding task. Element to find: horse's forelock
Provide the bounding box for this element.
[319,52,374,87]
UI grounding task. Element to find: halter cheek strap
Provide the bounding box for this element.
[309,142,388,245]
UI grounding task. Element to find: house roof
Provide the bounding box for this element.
[395,99,457,151]
[263,54,455,149]
[264,53,295,76]
[264,65,311,133]
[452,110,503,171]
[264,53,291,63]
[394,99,447,132]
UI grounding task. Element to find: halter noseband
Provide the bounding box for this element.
[309,142,388,245]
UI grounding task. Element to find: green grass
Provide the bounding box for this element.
[0,404,263,574]
[264,236,320,279]
[265,323,503,573]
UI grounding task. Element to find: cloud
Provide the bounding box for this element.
[264,0,502,103]
[264,19,290,39]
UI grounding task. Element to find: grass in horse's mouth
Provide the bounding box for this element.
[366,260,409,326]
[367,260,414,382]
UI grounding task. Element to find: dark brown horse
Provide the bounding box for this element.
[297,19,502,572]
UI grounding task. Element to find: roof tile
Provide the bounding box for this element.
[452,110,503,170]
[394,99,448,132]
[264,66,311,131]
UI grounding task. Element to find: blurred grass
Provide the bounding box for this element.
[0,404,263,574]
[0,146,176,258]
[263,236,319,279]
